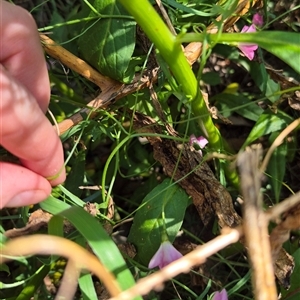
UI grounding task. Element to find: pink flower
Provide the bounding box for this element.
[238,13,264,60]
[238,24,258,60]
[148,241,183,269]
[213,289,228,300]
[189,134,208,156]
[252,13,264,27]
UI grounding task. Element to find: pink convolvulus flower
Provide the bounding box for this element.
[238,24,258,60]
[238,13,264,60]
[213,289,228,300]
[148,241,183,269]
[252,13,264,27]
[189,134,208,156]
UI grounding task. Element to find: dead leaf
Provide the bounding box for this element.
[133,112,241,228]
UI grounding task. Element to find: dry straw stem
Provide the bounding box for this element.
[109,227,242,300]
[265,190,300,222]
[237,145,277,300]
[0,234,122,299]
[260,118,300,173]
[40,34,118,91]
[42,32,155,134]
[41,0,259,135]
[2,191,299,299]
[155,0,176,35]
[269,203,300,262]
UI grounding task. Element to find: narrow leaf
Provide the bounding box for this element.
[40,197,141,299]
[250,62,280,103]
[214,93,264,121]
[241,109,293,149]
[64,150,86,197]
[267,132,287,203]
[16,265,51,300]
[78,273,98,300]
[220,31,300,74]
[180,31,300,74]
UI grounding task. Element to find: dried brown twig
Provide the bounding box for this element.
[0,235,122,300]
[40,34,118,91]
[266,191,300,222]
[2,189,299,299]
[109,227,243,300]
[237,145,277,300]
[260,118,300,173]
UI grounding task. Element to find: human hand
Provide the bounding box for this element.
[0,1,66,208]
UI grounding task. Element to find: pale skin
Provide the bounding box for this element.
[0,1,66,208]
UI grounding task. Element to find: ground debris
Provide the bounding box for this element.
[133,112,241,228]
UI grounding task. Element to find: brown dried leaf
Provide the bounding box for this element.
[288,91,300,111]
[274,248,294,289]
[4,209,52,238]
[134,112,241,228]
[269,203,300,288]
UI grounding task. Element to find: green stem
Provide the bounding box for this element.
[119,0,221,150]
[119,0,239,187]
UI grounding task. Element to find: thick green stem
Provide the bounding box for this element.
[119,0,222,150]
[119,0,239,187]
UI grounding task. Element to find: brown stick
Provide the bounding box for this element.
[237,145,277,300]
[109,226,243,300]
[0,234,122,298]
[40,34,118,91]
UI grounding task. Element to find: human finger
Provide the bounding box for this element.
[0,66,66,186]
[0,162,51,209]
[0,1,50,112]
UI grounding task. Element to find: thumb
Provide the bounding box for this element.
[0,162,51,209]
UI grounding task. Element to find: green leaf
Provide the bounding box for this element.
[214,93,264,121]
[250,62,280,103]
[64,150,86,197]
[128,179,189,266]
[16,265,51,300]
[40,197,142,299]
[78,273,98,300]
[0,263,10,274]
[222,31,300,74]
[241,109,293,149]
[267,132,287,203]
[78,0,136,83]
[48,215,64,238]
[202,72,221,86]
[58,184,86,206]
[180,31,300,74]
[164,0,216,17]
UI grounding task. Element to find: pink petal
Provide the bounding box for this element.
[238,44,258,60]
[241,24,256,33]
[197,136,209,149]
[241,25,250,33]
[189,134,209,149]
[148,244,164,269]
[213,289,228,300]
[148,241,182,269]
[239,24,258,60]
[189,134,197,145]
[253,13,264,27]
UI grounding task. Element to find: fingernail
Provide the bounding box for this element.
[9,190,49,207]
